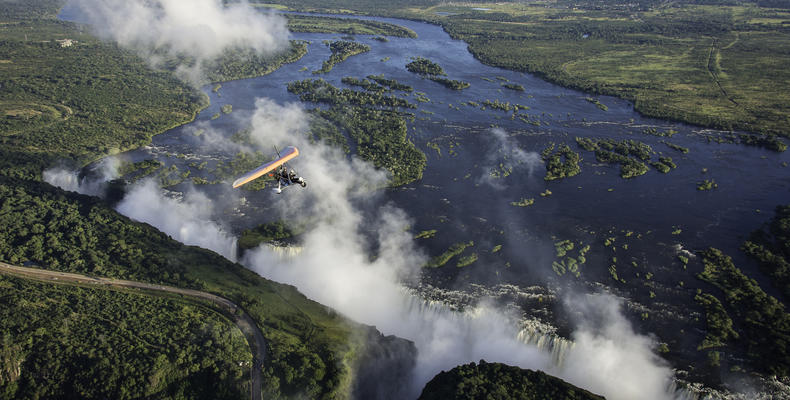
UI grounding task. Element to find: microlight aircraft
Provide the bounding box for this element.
[232,146,307,193]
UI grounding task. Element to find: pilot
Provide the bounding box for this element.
[276,165,288,184]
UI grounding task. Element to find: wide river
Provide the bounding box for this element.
[61,5,790,396]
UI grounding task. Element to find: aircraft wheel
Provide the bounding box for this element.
[301,181,307,188]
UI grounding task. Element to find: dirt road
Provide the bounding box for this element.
[0,262,265,400]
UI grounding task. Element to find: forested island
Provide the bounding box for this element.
[287,78,426,186]
[406,56,470,90]
[419,360,604,400]
[313,40,370,74]
[285,14,417,38]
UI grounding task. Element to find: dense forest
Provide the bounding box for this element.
[313,40,370,74]
[203,42,308,83]
[743,204,790,299]
[286,14,417,38]
[696,248,790,376]
[0,20,205,178]
[287,77,426,186]
[0,274,250,399]
[418,360,605,400]
[0,176,371,397]
[317,106,426,186]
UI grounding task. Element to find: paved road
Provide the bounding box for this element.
[0,262,265,400]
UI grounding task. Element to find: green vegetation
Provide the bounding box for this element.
[429,77,470,90]
[510,198,535,207]
[0,177,408,398]
[456,253,478,267]
[342,74,415,93]
[418,360,604,400]
[415,229,437,239]
[552,240,589,278]
[406,56,446,76]
[576,137,652,179]
[117,159,164,182]
[650,156,677,173]
[542,143,581,181]
[424,241,474,268]
[695,292,739,350]
[288,78,414,109]
[285,14,417,38]
[0,273,249,399]
[314,40,370,74]
[480,99,526,113]
[585,97,608,111]
[367,74,413,92]
[405,57,471,89]
[662,141,690,154]
[238,220,299,252]
[742,204,790,299]
[0,7,312,179]
[641,127,677,137]
[342,76,383,91]
[697,248,790,376]
[502,83,525,91]
[316,107,425,186]
[202,41,308,83]
[288,78,425,186]
[0,19,205,177]
[306,111,350,153]
[697,179,718,191]
[0,0,63,19]
[739,133,787,152]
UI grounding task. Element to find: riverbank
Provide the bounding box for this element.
[259,0,790,141]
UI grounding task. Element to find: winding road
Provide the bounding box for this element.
[0,262,265,400]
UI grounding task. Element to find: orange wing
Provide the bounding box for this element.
[232,146,299,188]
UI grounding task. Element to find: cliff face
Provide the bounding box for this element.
[419,360,605,400]
[351,326,417,400]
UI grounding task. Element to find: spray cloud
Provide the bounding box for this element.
[116,180,238,261]
[235,100,676,399]
[68,0,290,83]
[43,96,678,399]
[477,127,542,189]
[43,157,119,196]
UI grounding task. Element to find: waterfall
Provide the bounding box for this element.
[516,326,574,367]
[264,243,303,259]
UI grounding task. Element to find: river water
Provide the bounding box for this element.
[60,4,790,395]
